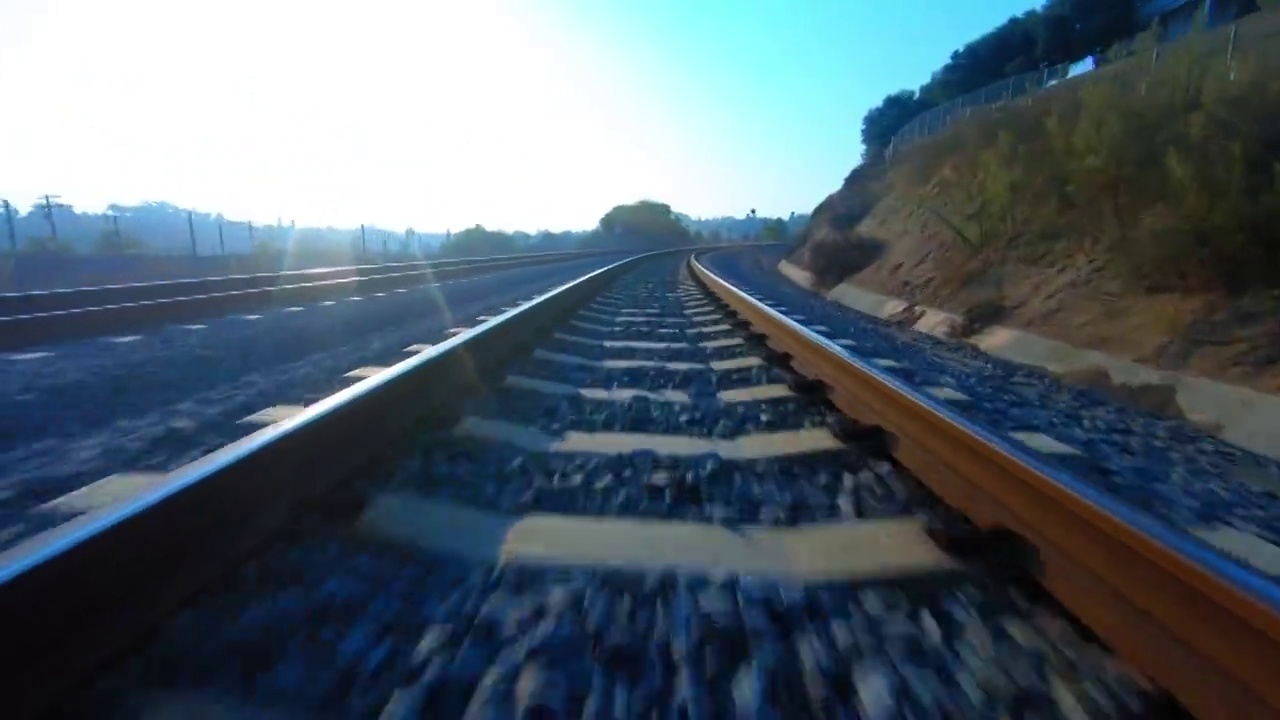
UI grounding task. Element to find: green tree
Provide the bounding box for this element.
[94,230,147,254]
[1043,0,1139,58]
[439,225,519,257]
[862,0,1140,160]
[1036,7,1078,66]
[861,90,932,160]
[918,11,1043,103]
[759,218,788,244]
[596,201,692,249]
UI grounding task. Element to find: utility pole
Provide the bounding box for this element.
[105,213,122,249]
[42,194,65,241]
[218,222,226,255]
[248,221,255,247]
[187,211,198,256]
[1,199,15,253]
[381,230,388,258]
[360,224,367,256]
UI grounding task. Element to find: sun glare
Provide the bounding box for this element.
[0,0,675,231]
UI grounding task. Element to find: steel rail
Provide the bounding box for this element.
[691,252,1280,720]
[0,249,683,719]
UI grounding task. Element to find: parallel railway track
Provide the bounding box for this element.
[0,250,612,317]
[0,254,625,555]
[0,250,624,351]
[0,249,1273,718]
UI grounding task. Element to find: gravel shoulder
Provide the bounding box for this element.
[702,246,1280,583]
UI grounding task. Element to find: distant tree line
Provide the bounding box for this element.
[434,203,807,258]
[675,210,809,242]
[860,0,1145,161]
[1,197,806,265]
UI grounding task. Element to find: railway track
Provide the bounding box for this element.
[0,254,622,554]
[0,250,624,351]
[0,250,1272,718]
[0,250,611,317]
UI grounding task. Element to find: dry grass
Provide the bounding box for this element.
[891,9,1280,295]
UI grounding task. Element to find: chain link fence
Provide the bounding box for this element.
[886,58,1092,159]
[0,203,428,260]
[885,6,1274,161]
[0,203,449,292]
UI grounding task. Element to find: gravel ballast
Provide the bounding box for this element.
[700,246,1280,581]
[76,255,1163,719]
[86,537,1155,719]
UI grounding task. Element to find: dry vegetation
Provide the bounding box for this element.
[793,9,1280,392]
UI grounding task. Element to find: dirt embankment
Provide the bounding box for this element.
[791,10,1280,407]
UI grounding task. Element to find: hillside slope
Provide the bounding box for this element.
[791,9,1280,395]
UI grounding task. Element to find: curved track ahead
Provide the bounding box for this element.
[0,250,1271,718]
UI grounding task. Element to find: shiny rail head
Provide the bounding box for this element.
[2,263,553,320]
[0,255,625,325]
[688,251,1280,616]
[0,250,672,588]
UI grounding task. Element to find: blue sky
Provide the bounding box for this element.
[0,0,1038,231]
